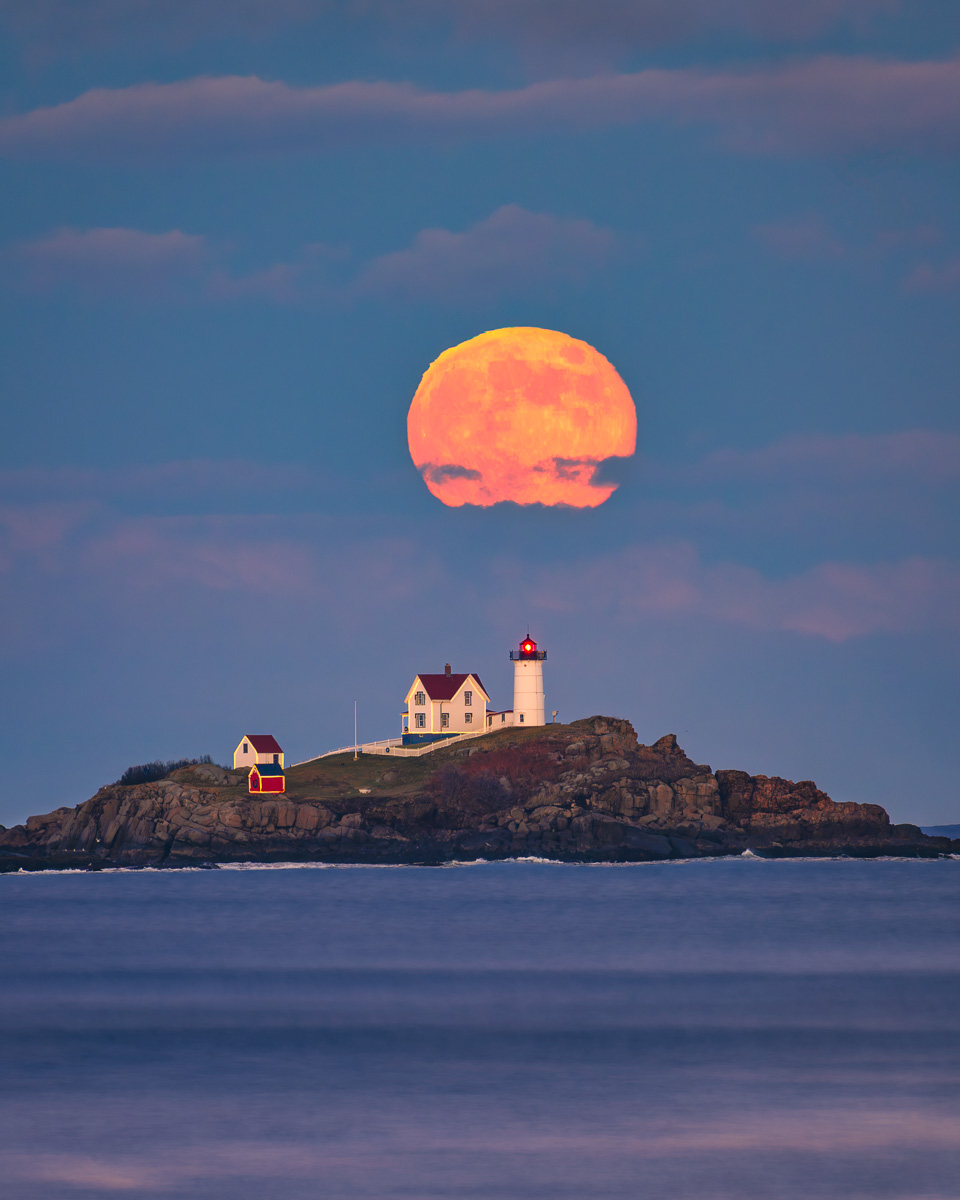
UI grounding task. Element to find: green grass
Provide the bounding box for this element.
[173,720,592,809]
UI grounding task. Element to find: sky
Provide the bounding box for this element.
[1,0,959,828]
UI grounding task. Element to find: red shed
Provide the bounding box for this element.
[249,762,285,794]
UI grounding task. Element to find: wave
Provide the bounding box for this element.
[4,854,957,877]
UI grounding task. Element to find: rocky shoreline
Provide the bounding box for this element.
[1,718,956,871]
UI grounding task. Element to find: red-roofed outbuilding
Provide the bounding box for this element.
[249,762,285,794]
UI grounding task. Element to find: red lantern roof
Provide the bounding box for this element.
[510,635,546,662]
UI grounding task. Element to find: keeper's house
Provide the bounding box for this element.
[233,734,284,770]
[249,762,285,794]
[402,665,489,736]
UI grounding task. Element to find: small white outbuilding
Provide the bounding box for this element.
[233,734,284,770]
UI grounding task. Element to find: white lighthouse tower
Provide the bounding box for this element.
[510,634,546,726]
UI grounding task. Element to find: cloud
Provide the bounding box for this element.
[0,0,900,60]
[0,503,96,573]
[754,215,849,260]
[1,0,322,56]
[634,430,960,551]
[529,543,960,641]
[0,506,441,629]
[2,495,956,644]
[0,460,323,508]
[904,257,960,291]
[678,430,960,487]
[546,457,607,489]
[422,464,483,485]
[352,205,617,303]
[434,0,899,58]
[7,226,210,298]
[5,207,617,305]
[2,55,960,164]
[754,214,942,265]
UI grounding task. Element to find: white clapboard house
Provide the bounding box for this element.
[402,665,490,735]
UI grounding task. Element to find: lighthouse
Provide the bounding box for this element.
[510,634,547,726]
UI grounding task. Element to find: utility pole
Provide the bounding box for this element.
[354,699,358,761]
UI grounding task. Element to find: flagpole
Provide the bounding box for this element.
[354,699,358,760]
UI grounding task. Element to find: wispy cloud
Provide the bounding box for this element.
[0,460,321,505]
[676,430,960,487]
[433,0,900,68]
[7,226,211,298]
[352,205,617,303]
[4,206,619,305]
[754,214,850,261]
[754,214,942,267]
[2,55,959,164]
[904,257,960,291]
[1,0,322,56]
[527,543,960,641]
[2,498,956,643]
[0,0,900,59]
[635,430,960,551]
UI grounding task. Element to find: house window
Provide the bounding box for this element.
[501,714,505,723]
[464,691,472,706]
[243,743,249,754]
[441,712,450,728]
[464,712,472,724]
[519,714,524,723]
[273,753,279,764]
[414,691,425,706]
[415,713,426,729]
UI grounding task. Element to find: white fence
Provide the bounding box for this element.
[291,725,494,767]
[363,726,492,758]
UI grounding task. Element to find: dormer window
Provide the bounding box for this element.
[464,690,472,706]
[414,691,425,706]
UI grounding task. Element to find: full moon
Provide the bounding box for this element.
[407,327,637,508]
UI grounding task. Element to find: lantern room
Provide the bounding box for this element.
[510,635,547,662]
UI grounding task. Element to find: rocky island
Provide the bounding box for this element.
[1,718,955,871]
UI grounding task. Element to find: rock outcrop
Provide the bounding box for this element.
[1,719,955,870]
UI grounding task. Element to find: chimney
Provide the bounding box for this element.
[444,663,451,676]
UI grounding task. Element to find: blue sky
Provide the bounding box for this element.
[1,0,958,826]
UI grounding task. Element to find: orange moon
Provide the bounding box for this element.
[407,327,637,507]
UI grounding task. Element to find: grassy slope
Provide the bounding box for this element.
[173,721,595,809]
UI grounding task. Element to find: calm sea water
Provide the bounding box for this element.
[2,859,959,1200]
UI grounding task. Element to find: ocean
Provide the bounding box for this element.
[2,858,958,1199]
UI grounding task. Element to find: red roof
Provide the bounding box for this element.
[244,734,283,753]
[416,673,488,701]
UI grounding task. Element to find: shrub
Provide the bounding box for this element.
[457,744,564,791]
[428,764,509,812]
[117,755,214,787]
